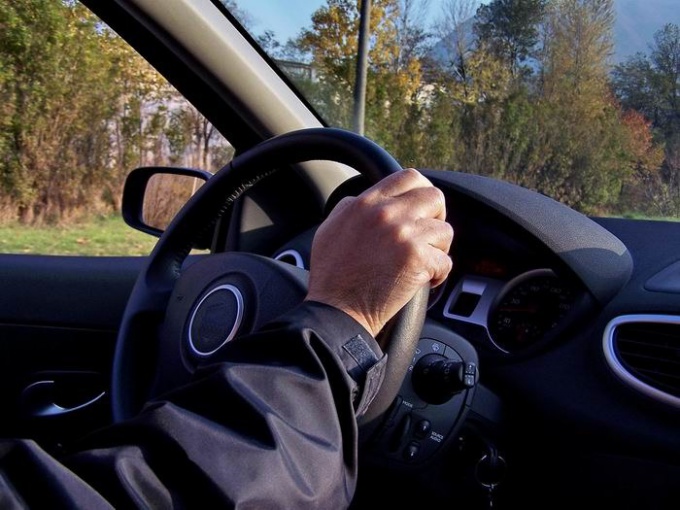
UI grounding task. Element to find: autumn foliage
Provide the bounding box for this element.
[0,0,676,222]
[0,0,231,225]
[289,0,675,216]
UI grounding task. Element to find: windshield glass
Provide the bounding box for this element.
[225,0,680,219]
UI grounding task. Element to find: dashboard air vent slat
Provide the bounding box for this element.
[604,315,680,408]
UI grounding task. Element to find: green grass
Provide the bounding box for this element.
[4,211,680,257]
[613,211,680,222]
[0,216,159,256]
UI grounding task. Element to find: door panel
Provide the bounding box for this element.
[0,255,145,448]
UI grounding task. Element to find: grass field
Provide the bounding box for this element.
[0,216,158,256]
[2,212,678,257]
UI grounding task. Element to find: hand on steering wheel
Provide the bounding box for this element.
[307,168,453,338]
[111,127,451,427]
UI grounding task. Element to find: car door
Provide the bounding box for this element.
[0,0,244,451]
[0,255,143,447]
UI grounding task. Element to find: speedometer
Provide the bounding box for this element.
[488,269,575,353]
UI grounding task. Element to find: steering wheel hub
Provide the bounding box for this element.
[187,284,244,357]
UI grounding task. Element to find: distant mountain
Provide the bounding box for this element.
[427,18,475,67]
[614,0,680,62]
[429,0,680,67]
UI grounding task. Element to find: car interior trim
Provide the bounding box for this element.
[273,249,306,269]
[188,284,245,357]
[430,171,634,304]
[603,314,680,408]
[442,276,506,349]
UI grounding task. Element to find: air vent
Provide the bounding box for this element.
[604,315,680,408]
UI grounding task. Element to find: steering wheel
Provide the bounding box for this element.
[111,127,428,428]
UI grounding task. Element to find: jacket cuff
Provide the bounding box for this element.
[265,301,387,415]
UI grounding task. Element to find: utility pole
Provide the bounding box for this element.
[353,0,371,135]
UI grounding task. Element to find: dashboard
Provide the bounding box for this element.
[266,169,612,470]
[272,171,597,365]
[233,165,678,506]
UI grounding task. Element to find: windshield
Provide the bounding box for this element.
[225,0,680,219]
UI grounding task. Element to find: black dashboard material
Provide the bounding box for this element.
[266,168,680,507]
[273,170,617,362]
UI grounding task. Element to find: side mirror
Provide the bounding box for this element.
[122,166,212,242]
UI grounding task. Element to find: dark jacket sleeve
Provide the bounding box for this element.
[0,301,387,509]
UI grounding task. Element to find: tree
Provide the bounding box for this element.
[613,23,680,137]
[612,23,680,214]
[166,102,228,170]
[540,0,614,99]
[0,0,228,224]
[616,109,667,214]
[0,0,125,222]
[431,0,478,100]
[527,0,633,213]
[474,0,546,78]
[296,0,431,161]
[394,0,432,73]
[218,0,252,28]
[611,54,659,125]
[650,23,680,137]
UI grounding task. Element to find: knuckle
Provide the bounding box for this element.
[331,196,355,215]
[371,203,395,226]
[424,186,445,209]
[400,167,426,186]
[430,254,453,287]
[404,243,427,271]
[353,194,370,210]
[442,253,453,273]
[402,167,420,179]
[393,222,413,243]
[443,220,454,242]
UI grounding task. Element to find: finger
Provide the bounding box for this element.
[413,217,454,253]
[363,168,432,200]
[408,218,453,285]
[423,244,454,288]
[388,185,448,222]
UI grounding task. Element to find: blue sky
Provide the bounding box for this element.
[245,0,319,41]
[240,0,679,62]
[244,1,483,43]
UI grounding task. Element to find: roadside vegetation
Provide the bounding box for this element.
[0,0,233,228]
[266,0,680,217]
[0,0,679,255]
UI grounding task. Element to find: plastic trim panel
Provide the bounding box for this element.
[603,314,680,408]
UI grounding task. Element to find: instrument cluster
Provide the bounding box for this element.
[431,268,581,355]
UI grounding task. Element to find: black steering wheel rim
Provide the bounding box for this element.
[111,127,428,425]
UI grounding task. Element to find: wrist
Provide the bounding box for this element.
[303,296,379,337]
